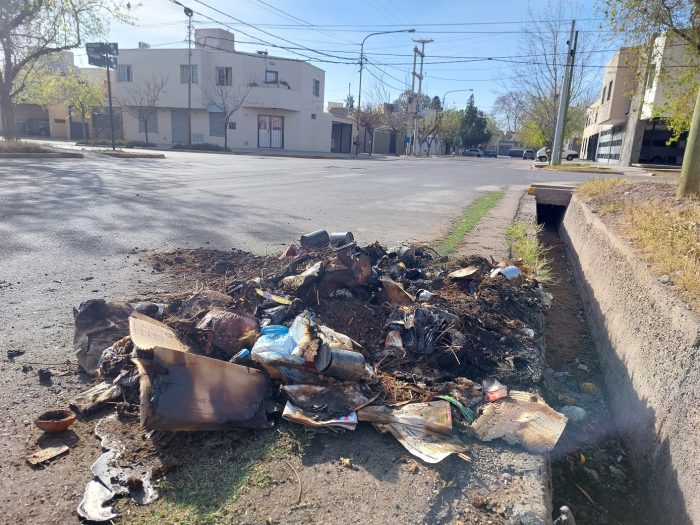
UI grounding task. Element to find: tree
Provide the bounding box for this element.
[345,93,354,113]
[604,0,700,196]
[34,70,103,140]
[519,118,548,147]
[356,104,383,155]
[493,91,526,132]
[204,82,251,150]
[440,109,463,154]
[457,94,491,149]
[416,109,444,156]
[507,1,598,146]
[119,74,168,145]
[0,0,132,140]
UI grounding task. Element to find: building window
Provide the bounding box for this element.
[312,79,320,97]
[209,112,226,137]
[228,121,236,130]
[311,113,316,119]
[117,64,132,82]
[180,64,198,84]
[137,109,158,133]
[607,80,613,101]
[601,86,606,104]
[265,70,278,84]
[216,67,232,86]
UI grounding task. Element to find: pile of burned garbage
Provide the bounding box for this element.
[65,230,567,521]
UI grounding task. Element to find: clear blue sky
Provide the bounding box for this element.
[74,0,609,115]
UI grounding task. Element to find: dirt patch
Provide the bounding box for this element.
[540,227,650,525]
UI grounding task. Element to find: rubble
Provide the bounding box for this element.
[59,234,566,519]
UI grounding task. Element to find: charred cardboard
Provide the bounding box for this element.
[134,347,271,431]
[130,312,271,431]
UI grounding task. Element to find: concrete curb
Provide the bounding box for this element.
[0,151,84,159]
[561,194,700,525]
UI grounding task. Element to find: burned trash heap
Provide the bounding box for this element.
[66,230,567,521]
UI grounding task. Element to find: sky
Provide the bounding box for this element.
[73,0,611,115]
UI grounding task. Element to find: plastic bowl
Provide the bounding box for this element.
[35,409,76,433]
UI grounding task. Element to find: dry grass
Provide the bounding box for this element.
[577,178,629,200]
[539,164,622,174]
[624,201,700,310]
[0,140,51,153]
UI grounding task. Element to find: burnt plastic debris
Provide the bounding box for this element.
[196,308,259,357]
[73,299,133,376]
[329,231,354,246]
[300,229,330,248]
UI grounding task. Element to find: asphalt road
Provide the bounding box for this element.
[0,151,639,523]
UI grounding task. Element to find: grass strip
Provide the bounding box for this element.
[435,188,506,255]
[119,426,310,525]
[505,222,553,282]
[625,201,700,311]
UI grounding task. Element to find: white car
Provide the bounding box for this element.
[536,147,579,162]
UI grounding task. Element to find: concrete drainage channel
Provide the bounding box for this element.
[531,183,697,525]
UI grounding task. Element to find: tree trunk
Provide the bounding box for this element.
[678,87,700,197]
[0,87,17,140]
[224,118,228,149]
[144,121,149,145]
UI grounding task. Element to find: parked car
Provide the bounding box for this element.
[485,150,497,158]
[522,149,535,160]
[465,148,483,157]
[508,148,524,158]
[536,147,579,162]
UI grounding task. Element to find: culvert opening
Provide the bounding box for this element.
[537,225,651,524]
[536,203,566,227]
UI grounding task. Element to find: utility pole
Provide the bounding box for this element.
[412,39,432,156]
[185,7,193,146]
[104,50,116,151]
[551,20,577,165]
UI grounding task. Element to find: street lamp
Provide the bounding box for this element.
[356,28,415,155]
[441,88,473,110]
[184,5,193,146]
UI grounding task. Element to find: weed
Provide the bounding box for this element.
[577,178,628,200]
[0,141,50,153]
[119,425,311,525]
[599,200,622,215]
[435,188,506,254]
[506,222,553,282]
[624,201,700,311]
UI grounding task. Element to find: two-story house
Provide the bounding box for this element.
[582,33,696,166]
[112,28,332,152]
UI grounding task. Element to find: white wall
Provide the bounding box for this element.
[112,37,330,151]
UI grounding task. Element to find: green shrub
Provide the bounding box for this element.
[76,139,127,147]
[125,140,156,148]
[171,143,230,152]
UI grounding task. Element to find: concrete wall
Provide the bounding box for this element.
[112,36,331,151]
[561,195,700,525]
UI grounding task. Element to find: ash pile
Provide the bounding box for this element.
[64,229,567,521]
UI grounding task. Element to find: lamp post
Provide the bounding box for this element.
[184,6,193,146]
[441,88,473,110]
[356,28,415,155]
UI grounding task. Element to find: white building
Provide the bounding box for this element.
[112,28,338,152]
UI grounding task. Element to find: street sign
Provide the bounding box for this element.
[85,42,118,68]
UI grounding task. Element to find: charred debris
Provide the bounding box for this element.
[51,231,566,521]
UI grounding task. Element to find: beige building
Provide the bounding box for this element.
[581,47,637,164]
[112,28,336,152]
[582,33,696,166]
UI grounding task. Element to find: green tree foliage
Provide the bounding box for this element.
[32,69,104,140]
[457,94,491,149]
[0,0,132,139]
